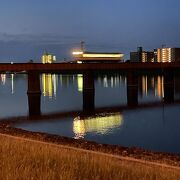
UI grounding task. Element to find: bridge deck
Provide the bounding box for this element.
[0,62,180,73]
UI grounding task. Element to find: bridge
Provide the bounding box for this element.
[0,62,176,117]
[0,62,180,73]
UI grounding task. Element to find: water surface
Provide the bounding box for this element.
[0,73,180,154]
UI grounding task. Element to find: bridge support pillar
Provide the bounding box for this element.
[163,69,174,103]
[27,71,41,116]
[27,71,41,94]
[28,93,41,117]
[127,71,138,106]
[83,71,95,113]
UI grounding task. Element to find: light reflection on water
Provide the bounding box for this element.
[0,73,180,154]
[140,75,164,98]
[42,74,57,98]
[73,113,123,139]
[14,105,180,154]
[40,73,165,102]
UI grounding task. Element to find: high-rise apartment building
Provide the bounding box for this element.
[41,52,56,64]
[130,47,155,62]
[157,48,180,62]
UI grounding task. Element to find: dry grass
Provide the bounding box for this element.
[0,135,179,180]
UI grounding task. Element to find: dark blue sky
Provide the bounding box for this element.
[0,0,180,61]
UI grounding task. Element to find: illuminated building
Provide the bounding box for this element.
[130,47,155,62]
[72,41,124,63]
[41,51,56,64]
[72,51,124,63]
[157,48,180,62]
[154,49,158,62]
[73,113,123,139]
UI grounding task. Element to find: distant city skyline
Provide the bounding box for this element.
[0,0,180,62]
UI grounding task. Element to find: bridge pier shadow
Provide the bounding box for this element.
[127,71,138,106]
[163,70,174,103]
[27,71,41,117]
[83,71,95,114]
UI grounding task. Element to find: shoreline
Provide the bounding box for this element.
[0,122,179,168]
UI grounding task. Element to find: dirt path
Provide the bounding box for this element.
[0,132,180,172]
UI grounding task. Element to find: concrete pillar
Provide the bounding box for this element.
[28,93,41,116]
[127,71,138,106]
[27,71,41,116]
[83,71,95,113]
[27,71,41,94]
[163,69,174,103]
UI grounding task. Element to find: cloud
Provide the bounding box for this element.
[0,32,84,45]
[0,33,86,62]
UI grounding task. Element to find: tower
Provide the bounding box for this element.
[80,41,85,52]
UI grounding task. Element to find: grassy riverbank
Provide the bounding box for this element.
[0,135,179,180]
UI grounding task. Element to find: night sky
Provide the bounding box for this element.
[0,0,180,61]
